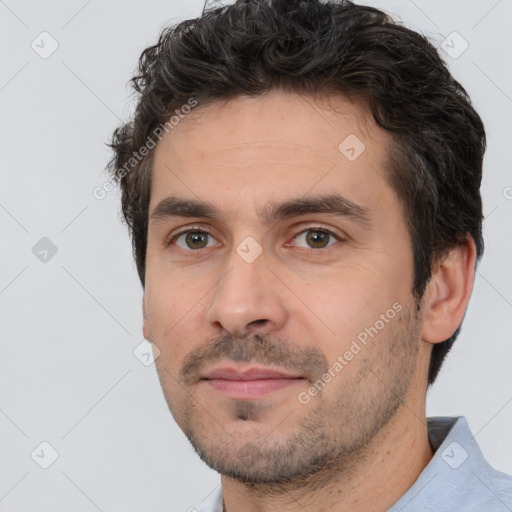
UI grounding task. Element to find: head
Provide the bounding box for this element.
[107,0,484,484]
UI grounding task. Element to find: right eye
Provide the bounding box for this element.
[167,229,220,252]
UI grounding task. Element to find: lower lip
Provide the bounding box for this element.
[203,378,303,399]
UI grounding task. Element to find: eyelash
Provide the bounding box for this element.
[165,225,344,254]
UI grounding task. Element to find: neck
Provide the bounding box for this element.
[220,402,433,512]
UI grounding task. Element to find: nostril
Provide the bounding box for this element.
[250,319,267,327]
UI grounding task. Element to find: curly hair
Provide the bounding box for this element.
[106,0,486,385]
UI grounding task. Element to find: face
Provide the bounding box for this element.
[144,90,424,484]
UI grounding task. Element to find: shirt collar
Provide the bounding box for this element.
[199,416,508,512]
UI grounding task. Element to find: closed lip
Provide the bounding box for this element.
[201,366,303,381]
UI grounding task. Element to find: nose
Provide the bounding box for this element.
[205,242,288,338]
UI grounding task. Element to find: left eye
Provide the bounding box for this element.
[291,228,341,250]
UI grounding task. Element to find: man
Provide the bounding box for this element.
[107,0,512,510]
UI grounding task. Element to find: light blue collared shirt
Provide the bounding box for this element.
[198,416,512,511]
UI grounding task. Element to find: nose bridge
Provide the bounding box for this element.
[215,238,270,311]
[206,236,287,336]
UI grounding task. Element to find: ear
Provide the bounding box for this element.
[421,236,477,344]
[142,295,152,341]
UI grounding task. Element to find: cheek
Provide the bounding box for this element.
[145,277,195,356]
[154,356,189,424]
[299,262,408,359]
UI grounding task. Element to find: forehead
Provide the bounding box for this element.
[150,90,394,220]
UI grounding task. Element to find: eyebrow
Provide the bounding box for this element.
[149,193,372,227]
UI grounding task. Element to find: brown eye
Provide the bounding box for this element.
[292,228,341,250]
[170,230,216,250]
[306,230,331,248]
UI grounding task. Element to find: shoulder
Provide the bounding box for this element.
[390,416,512,511]
[464,465,512,511]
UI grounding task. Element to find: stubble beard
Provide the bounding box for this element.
[157,303,421,492]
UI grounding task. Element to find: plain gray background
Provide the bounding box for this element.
[1,0,511,510]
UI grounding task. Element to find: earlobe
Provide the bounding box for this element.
[142,295,152,341]
[421,237,477,345]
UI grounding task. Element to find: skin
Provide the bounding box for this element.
[142,89,476,511]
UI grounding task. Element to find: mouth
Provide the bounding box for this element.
[200,365,306,399]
